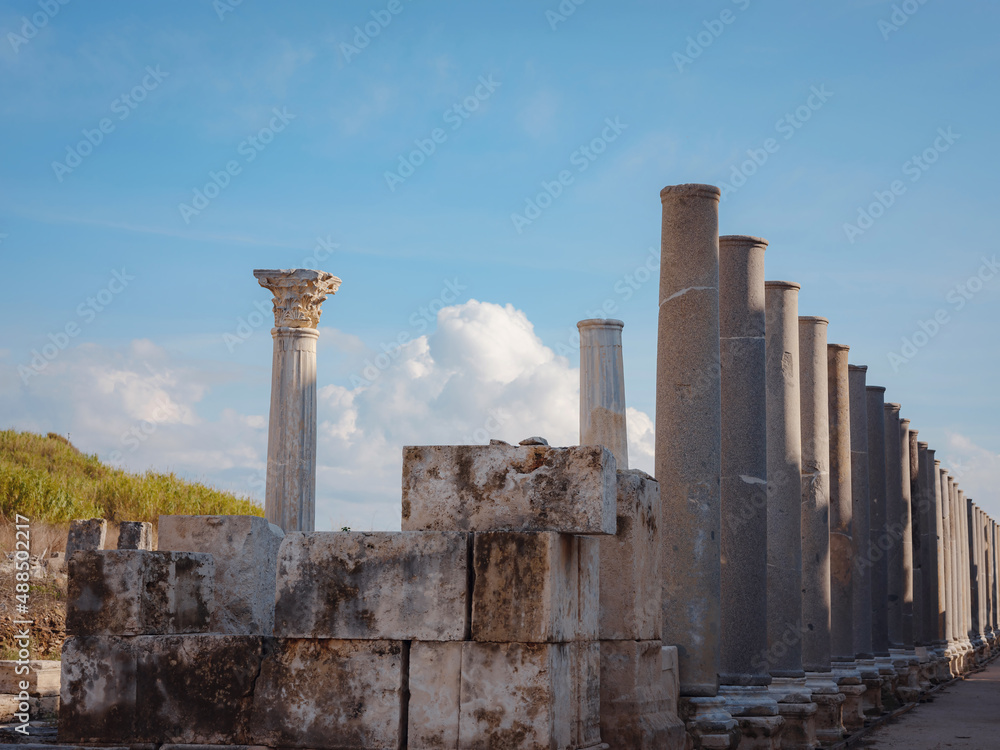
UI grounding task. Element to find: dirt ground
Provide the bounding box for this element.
[862,657,1000,750]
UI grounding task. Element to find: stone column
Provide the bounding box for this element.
[578,318,628,468]
[958,487,972,665]
[656,184,739,748]
[927,453,949,679]
[848,366,881,714]
[866,387,894,692]
[893,416,920,698]
[909,432,923,657]
[799,317,845,744]
[916,443,941,679]
[941,469,958,674]
[883,404,905,655]
[967,497,981,655]
[993,520,999,646]
[764,281,817,749]
[254,269,341,532]
[827,345,865,731]
[716,236,783,745]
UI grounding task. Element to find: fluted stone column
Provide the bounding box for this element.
[866,387,895,693]
[657,184,739,749]
[799,317,845,744]
[254,269,341,532]
[764,281,817,750]
[827,345,865,732]
[578,318,628,468]
[715,235,784,746]
[848,366,881,714]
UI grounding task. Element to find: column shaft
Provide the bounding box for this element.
[657,183,723,697]
[827,345,854,663]
[718,235,770,687]
[799,316,832,674]
[765,281,804,678]
[848,367,873,660]
[883,403,904,650]
[866,387,889,658]
[578,318,628,468]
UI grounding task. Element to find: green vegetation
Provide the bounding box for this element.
[0,430,262,523]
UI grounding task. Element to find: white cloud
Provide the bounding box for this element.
[1,300,655,531]
[939,432,1000,521]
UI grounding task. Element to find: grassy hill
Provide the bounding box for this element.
[0,430,263,523]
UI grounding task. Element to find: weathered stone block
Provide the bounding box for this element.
[59,636,137,743]
[409,641,462,749]
[135,635,264,744]
[59,635,265,745]
[472,532,591,642]
[402,444,616,534]
[274,531,470,641]
[67,551,214,636]
[0,659,60,696]
[252,639,406,750]
[600,640,681,749]
[117,521,153,550]
[600,470,661,640]
[459,642,574,749]
[158,515,283,635]
[574,642,602,748]
[66,518,106,557]
[578,536,600,641]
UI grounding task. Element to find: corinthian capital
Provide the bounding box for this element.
[253,268,342,328]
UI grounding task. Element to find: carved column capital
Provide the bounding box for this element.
[253,268,342,329]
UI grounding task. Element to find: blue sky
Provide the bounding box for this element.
[1,0,998,528]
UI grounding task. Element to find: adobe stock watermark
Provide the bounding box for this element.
[878,0,931,41]
[6,0,71,55]
[509,116,627,234]
[843,127,960,244]
[673,0,751,73]
[546,0,588,31]
[177,107,295,224]
[552,246,659,357]
[719,84,833,201]
[887,255,999,372]
[18,267,135,383]
[384,75,501,192]
[224,234,339,352]
[214,0,246,21]
[349,278,468,388]
[340,0,413,64]
[52,66,169,183]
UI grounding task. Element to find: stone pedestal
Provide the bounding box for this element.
[829,664,866,732]
[679,697,741,750]
[768,678,818,750]
[717,687,784,750]
[254,268,341,532]
[656,184,725,703]
[578,318,628,468]
[804,675,846,746]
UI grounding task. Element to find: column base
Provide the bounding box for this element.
[855,659,884,719]
[804,673,846,746]
[768,677,818,750]
[718,686,785,750]
[914,646,934,690]
[931,644,950,683]
[889,649,921,703]
[875,657,901,712]
[680,696,742,750]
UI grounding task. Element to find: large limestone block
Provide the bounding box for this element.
[409,641,463,749]
[60,635,265,745]
[117,521,153,550]
[459,642,574,749]
[252,639,406,750]
[59,636,137,743]
[158,514,283,635]
[65,518,106,557]
[574,642,602,748]
[274,531,470,640]
[600,470,661,640]
[67,550,214,636]
[0,659,60,696]
[600,640,681,749]
[473,532,597,642]
[402,444,616,534]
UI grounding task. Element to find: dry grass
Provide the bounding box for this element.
[0,430,262,525]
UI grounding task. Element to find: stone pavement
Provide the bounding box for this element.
[863,657,1000,749]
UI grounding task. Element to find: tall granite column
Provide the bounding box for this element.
[578,318,628,467]
[992,520,999,647]
[717,235,783,746]
[957,487,972,665]
[765,281,817,749]
[657,184,739,748]
[927,453,949,680]
[848,366,881,714]
[916,443,942,680]
[866,387,894,691]
[254,268,341,532]
[941,469,958,674]
[883,404,905,656]
[908,432,923,658]
[799,317,845,744]
[968,499,982,655]
[890,414,919,698]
